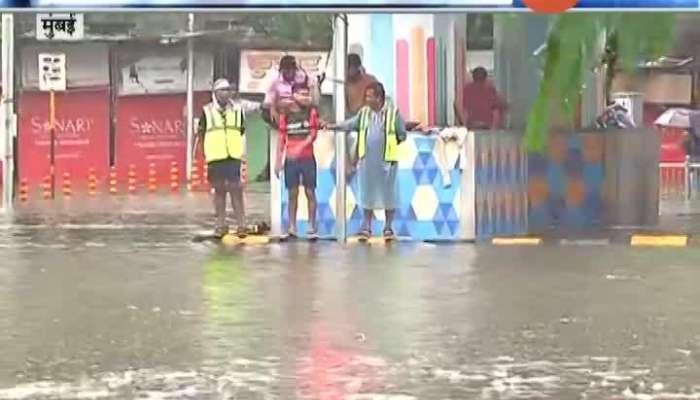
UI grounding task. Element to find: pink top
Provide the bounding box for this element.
[263,69,310,107]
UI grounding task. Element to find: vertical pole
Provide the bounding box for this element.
[269,130,281,237]
[685,155,691,200]
[49,90,55,199]
[185,13,195,180]
[333,14,347,243]
[2,14,15,212]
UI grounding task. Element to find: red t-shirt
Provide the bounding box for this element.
[462,82,504,129]
[279,107,319,160]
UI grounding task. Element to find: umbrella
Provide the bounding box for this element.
[654,108,700,129]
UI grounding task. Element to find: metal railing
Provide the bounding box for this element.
[659,156,700,200]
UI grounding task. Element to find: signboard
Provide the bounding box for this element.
[118,51,214,95]
[18,90,110,184]
[114,92,211,182]
[23,44,109,89]
[36,13,84,41]
[239,50,334,95]
[38,53,66,91]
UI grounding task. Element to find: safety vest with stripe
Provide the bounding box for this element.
[357,105,400,162]
[203,102,244,163]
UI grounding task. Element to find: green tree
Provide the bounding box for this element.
[525,13,676,152]
[84,13,333,46]
[244,14,333,46]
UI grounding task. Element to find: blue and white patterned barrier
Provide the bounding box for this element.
[268,128,657,241]
[270,130,475,241]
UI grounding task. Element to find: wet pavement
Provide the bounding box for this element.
[1,197,700,399]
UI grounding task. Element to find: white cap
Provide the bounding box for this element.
[213,78,232,91]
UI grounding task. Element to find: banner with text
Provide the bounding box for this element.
[114,92,210,183]
[18,90,110,185]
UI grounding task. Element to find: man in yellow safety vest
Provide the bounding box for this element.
[195,78,250,238]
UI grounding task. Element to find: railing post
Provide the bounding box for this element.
[685,155,691,200]
[333,14,347,243]
[269,129,281,237]
[2,14,15,213]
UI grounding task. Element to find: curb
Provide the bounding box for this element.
[491,234,691,247]
[212,234,693,247]
[629,234,688,247]
[492,237,543,246]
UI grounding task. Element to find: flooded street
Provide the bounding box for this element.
[1,207,700,399]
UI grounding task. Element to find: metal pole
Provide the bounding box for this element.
[333,14,347,243]
[685,155,691,200]
[2,14,15,213]
[185,13,195,180]
[49,91,55,199]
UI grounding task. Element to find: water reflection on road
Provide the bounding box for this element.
[1,223,700,399]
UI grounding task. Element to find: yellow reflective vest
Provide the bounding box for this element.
[203,102,244,162]
[357,105,400,162]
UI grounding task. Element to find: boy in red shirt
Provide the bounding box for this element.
[274,83,319,239]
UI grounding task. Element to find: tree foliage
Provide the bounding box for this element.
[84,13,333,45]
[525,13,676,152]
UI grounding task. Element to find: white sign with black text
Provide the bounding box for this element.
[38,53,66,92]
[36,13,84,41]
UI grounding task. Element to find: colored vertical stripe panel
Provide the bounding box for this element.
[426,37,436,126]
[454,34,465,121]
[369,14,395,101]
[410,27,427,125]
[439,39,448,125]
[435,39,444,126]
[395,39,410,117]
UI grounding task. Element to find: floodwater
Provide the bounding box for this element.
[1,206,700,399]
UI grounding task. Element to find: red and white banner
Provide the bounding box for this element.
[114,92,210,185]
[18,89,110,185]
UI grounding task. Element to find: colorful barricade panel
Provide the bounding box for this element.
[474,132,529,240]
[527,133,605,231]
[276,131,467,241]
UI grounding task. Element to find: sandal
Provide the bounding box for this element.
[306,228,319,240]
[383,228,396,240]
[358,229,371,242]
[214,225,229,238]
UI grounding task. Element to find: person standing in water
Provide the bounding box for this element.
[194,79,252,237]
[274,83,319,239]
[327,82,407,241]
